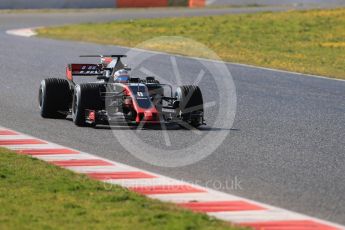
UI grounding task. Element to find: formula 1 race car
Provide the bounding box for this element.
[39,55,205,128]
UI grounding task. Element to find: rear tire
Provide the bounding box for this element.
[72,83,103,127]
[175,85,204,128]
[39,78,71,119]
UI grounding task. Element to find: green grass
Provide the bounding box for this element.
[37,8,345,79]
[0,148,242,230]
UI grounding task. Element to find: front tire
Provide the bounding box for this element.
[175,85,204,128]
[72,83,103,127]
[39,78,71,119]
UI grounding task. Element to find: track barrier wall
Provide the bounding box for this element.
[0,0,206,9]
[2,0,345,9]
[0,0,115,9]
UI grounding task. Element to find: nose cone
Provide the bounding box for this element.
[144,111,152,117]
[136,111,158,123]
[144,111,158,121]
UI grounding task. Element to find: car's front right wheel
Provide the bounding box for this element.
[175,85,204,128]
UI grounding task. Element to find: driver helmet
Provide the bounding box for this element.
[114,69,129,83]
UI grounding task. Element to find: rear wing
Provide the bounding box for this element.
[66,64,102,81]
[66,55,127,81]
[79,55,126,66]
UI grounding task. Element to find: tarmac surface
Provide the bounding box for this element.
[0,7,344,225]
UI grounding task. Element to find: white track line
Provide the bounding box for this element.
[209,209,307,223]
[5,27,345,83]
[0,134,34,140]
[119,45,345,83]
[0,143,59,150]
[106,177,185,187]
[34,153,97,161]
[149,192,240,203]
[0,125,344,229]
[66,165,139,173]
[6,28,37,37]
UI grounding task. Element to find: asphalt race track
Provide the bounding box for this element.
[0,7,345,225]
